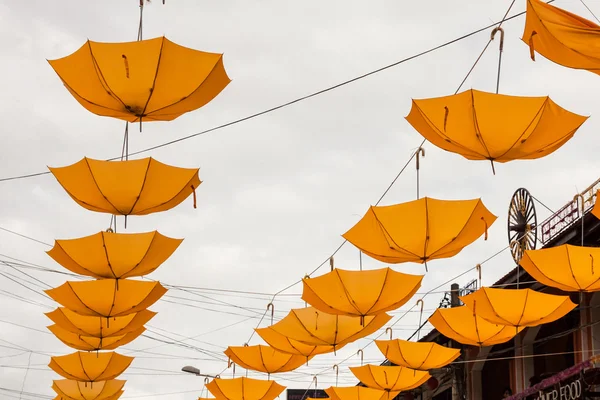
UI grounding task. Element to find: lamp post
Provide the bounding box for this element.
[181,365,218,379]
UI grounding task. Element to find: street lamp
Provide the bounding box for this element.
[181,365,218,379]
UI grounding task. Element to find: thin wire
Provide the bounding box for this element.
[0,3,554,184]
[531,194,555,214]
[579,0,600,23]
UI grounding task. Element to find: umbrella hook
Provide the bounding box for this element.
[475,264,482,288]
[415,147,425,200]
[267,302,275,325]
[385,327,393,340]
[573,194,585,246]
[329,256,335,271]
[509,239,522,288]
[243,342,249,347]
[416,299,425,340]
[490,26,505,94]
[204,377,210,385]
[191,185,197,209]
[333,364,339,386]
[303,275,310,306]
[357,349,364,366]
[481,217,489,241]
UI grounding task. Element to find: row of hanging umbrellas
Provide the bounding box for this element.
[38,0,600,398]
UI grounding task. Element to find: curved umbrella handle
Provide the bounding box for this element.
[329,256,335,271]
[357,349,364,366]
[573,194,585,246]
[385,327,393,340]
[476,263,482,288]
[416,299,425,340]
[266,302,275,325]
[333,364,339,386]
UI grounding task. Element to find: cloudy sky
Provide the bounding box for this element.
[1,0,600,399]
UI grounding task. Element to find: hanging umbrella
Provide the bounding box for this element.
[523,0,600,75]
[343,198,496,268]
[45,308,156,338]
[350,365,430,392]
[405,89,587,173]
[429,305,524,347]
[255,326,342,358]
[48,324,144,351]
[49,157,200,217]
[48,36,230,124]
[267,307,391,350]
[47,231,182,279]
[224,345,310,374]
[46,279,167,318]
[520,244,600,292]
[302,268,423,321]
[374,339,460,370]
[325,386,400,400]
[52,379,125,400]
[460,287,577,328]
[206,377,285,400]
[49,351,133,382]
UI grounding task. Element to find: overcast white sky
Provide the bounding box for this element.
[1,0,600,399]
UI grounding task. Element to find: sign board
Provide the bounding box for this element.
[286,389,328,400]
[533,379,582,400]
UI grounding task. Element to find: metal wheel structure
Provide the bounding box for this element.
[508,188,537,264]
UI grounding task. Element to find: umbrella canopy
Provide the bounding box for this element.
[325,386,400,400]
[47,231,182,279]
[48,324,144,351]
[350,365,430,392]
[520,244,600,292]
[523,0,600,75]
[52,379,125,400]
[302,268,422,319]
[374,339,460,370]
[460,287,577,328]
[343,197,496,265]
[45,308,156,338]
[49,157,201,216]
[429,305,524,347]
[224,345,310,374]
[255,326,342,358]
[48,36,230,123]
[405,89,587,172]
[49,352,133,382]
[206,377,285,400]
[267,307,391,349]
[46,279,167,318]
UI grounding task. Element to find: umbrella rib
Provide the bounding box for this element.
[335,269,364,316]
[428,201,485,259]
[437,311,474,347]
[126,159,152,215]
[53,241,101,278]
[469,91,494,161]
[86,41,131,112]
[101,232,118,279]
[413,101,486,159]
[125,231,160,279]
[370,208,421,259]
[77,353,94,382]
[419,343,435,370]
[495,98,548,160]
[83,158,126,215]
[482,288,513,327]
[65,282,102,317]
[423,199,430,260]
[364,268,390,315]
[94,354,115,381]
[139,39,166,118]
[145,55,224,116]
[135,170,199,214]
[106,280,118,318]
[565,246,583,291]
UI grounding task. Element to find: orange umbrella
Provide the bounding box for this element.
[302,267,422,320]
[343,197,496,268]
[224,345,309,374]
[255,326,342,358]
[375,339,460,370]
[206,377,285,400]
[48,36,230,124]
[49,352,133,382]
[523,0,600,75]
[325,386,399,400]
[49,157,200,216]
[267,307,391,350]
[350,365,430,392]
[45,308,156,338]
[48,324,144,351]
[47,231,182,279]
[52,379,125,400]
[45,279,167,318]
[429,305,524,347]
